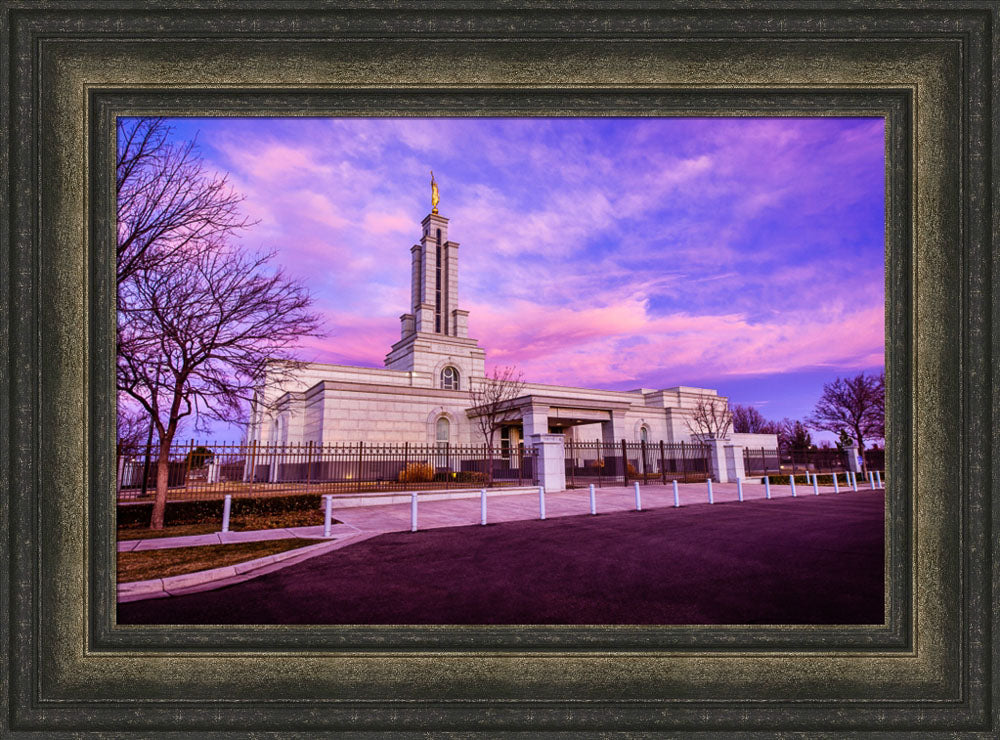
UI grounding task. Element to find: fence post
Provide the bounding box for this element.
[707,478,714,504]
[659,441,668,485]
[568,441,575,488]
[680,441,687,481]
[538,485,546,520]
[357,441,364,488]
[621,438,628,485]
[480,488,487,525]
[640,439,648,483]
[672,479,680,507]
[737,477,744,502]
[248,440,257,497]
[184,439,195,491]
[221,494,232,532]
[589,483,596,515]
[764,475,771,499]
[410,491,418,532]
[306,440,314,491]
[633,481,642,511]
[323,494,333,537]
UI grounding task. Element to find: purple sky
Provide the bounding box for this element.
[149,116,885,442]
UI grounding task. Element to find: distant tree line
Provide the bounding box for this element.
[730,370,885,457]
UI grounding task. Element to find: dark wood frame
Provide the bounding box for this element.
[2,2,996,735]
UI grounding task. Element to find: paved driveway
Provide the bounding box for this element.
[118,489,885,625]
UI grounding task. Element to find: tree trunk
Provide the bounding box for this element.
[149,438,172,529]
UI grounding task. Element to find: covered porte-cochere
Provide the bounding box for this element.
[466,394,716,492]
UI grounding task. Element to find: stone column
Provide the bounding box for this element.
[600,410,627,445]
[521,405,549,440]
[528,433,566,493]
[207,459,221,484]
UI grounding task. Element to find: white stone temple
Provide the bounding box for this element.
[246,201,774,465]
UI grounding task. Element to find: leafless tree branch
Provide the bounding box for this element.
[684,397,733,441]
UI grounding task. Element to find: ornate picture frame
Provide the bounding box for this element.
[2,2,996,735]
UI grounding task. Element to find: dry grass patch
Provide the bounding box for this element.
[118,538,320,583]
[118,508,332,541]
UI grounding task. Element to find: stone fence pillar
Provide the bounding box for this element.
[528,433,566,493]
[724,443,746,482]
[705,438,731,483]
[847,446,864,473]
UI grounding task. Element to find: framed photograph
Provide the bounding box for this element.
[3,2,996,736]
[112,114,888,629]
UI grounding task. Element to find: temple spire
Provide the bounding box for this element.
[430,170,440,214]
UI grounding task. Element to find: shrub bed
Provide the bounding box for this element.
[759,474,852,486]
[117,492,325,528]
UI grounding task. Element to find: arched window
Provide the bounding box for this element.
[441,366,459,390]
[436,417,450,444]
[640,426,649,443]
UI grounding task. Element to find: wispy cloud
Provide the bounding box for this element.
[155,116,885,428]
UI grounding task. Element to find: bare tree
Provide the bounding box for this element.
[468,366,526,480]
[116,117,253,285]
[684,397,733,441]
[777,418,812,450]
[117,244,321,529]
[116,402,149,448]
[731,404,769,433]
[807,371,884,471]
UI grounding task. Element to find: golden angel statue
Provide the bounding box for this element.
[430,171,440,214]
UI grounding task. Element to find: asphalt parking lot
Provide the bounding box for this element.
[118,489,884,625]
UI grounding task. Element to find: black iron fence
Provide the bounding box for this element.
[117,440,538,503]
[564,439,711,487]
[743,446,886,477]
[863,448,885,472]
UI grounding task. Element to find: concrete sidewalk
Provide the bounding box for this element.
[118,478,881,552]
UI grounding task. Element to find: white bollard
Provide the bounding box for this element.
[323,494,333,538]
[764,475,771,499]
[539,485,546,520]
[833,472,840,493]
[737,477,744,502]
[868,471,876,490]
[707,478,714,504]
[875,470,883,489]
[410,491,418,532]
[221,494,232,533]
[851,472,858,492]
[790,475,797,497]
[813,476,819,496]
[480,488,487,525]
[589,483,597,515]
[672,479,680,507]
[634,481,642,511]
